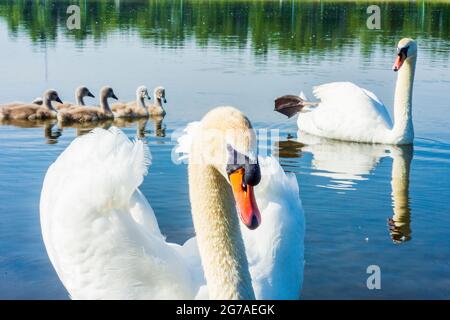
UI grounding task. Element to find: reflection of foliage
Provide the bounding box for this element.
[0,0,449,57]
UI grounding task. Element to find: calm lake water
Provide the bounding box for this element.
[1,0,450,299]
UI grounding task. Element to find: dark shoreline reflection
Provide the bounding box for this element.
[0,0,449,58]
[275,133,413,244]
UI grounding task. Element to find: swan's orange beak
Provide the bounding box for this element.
[229,168,261,230]
[393,53,405,72]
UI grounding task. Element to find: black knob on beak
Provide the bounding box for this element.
[244,162,261,186]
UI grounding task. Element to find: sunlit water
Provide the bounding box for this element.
[0,1,449,299]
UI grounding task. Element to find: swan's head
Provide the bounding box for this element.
[44,89,63,104]
[393,38,417,72]
[76,86,95,99]
[194,106,261,229]
[137,86,151,100]
[100,86,118,100]
[154,86,167,103]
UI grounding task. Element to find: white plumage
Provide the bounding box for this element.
[177,121,305,299]
[292,38,418,145]
[40,124,304,300]
[298,82,393,144]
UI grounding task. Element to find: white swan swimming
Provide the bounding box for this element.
[40,106,304,300]
[274,38,417,145]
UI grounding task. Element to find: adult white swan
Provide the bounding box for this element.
[274,38,417,145]
[40,106,304,299]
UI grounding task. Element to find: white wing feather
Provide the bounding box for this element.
[298,82,393,143]
[40,127,199,299]
[241,156,304,299]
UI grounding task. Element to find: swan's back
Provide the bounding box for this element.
[57,106,112,122]
[298,82,393,143]
[40,127,196,299]
[112,102,148,118]
[0,104,37,119]
[0,104,55,120]
[55,102,78,110]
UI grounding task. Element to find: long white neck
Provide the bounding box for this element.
[188,161,255,300]
[100,96,111,113]
[391,56,416,144]
[390,145,413,241]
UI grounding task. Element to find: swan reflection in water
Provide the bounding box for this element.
[64,115,166,139]
[0,119,62,144]
[388,144,412,243]
[276,133,413,244]
[0,116,167,142]
[59,119,114,137]
[114,115,166,139]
